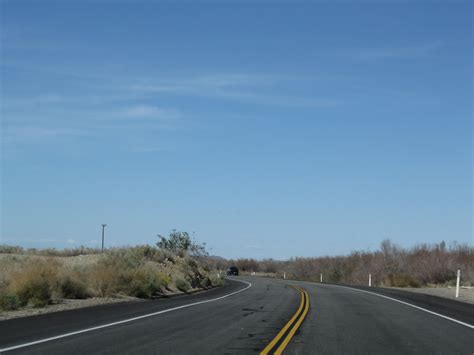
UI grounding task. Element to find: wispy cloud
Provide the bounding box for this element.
[2,72,339,151]
[244,243,263,251]
[129,74,340,108]
[2,126,85,144]
[0,237,101,247]
[354,42,443,60]
[130,73,274,94]
[121,105,180,120]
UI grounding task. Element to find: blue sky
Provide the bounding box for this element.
[1,1,472,259]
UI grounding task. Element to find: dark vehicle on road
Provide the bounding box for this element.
[226,266,239,276]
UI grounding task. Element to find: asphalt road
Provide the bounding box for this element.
[0,277,473,354]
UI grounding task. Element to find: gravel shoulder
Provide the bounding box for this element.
[0,285,214,321]
[0,296,142,321]
[389,286,474,304]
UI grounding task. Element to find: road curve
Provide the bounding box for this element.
[0,276,473,354]
[0,278,299,354]
[284,279,474,354]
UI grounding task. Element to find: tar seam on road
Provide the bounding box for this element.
[325,284,474,329]
[260,285,310,355]
[0,279,252,353]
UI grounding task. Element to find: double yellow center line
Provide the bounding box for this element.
[260,285,310,355]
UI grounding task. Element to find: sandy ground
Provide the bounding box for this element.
[391,286,474,304]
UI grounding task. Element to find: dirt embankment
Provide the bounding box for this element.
[0,247,222,320]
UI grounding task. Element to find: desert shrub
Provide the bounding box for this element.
[385,273,421,288]
[8,258,60,307]
[15,279,51,307]
[222,240,473,288]
[1,244,219,309]
[259,259,280,273]
[128,266,170,298]
[154,248,176,263]
[198,276,212,288]
[135,245,176,264]
[175,277,191,292]
[158,273,172,288]
[101,248,144,269]
[57,276,89,299]
[88,248,144,296]
[180,256,216,289]
[88,254,173,298]
[235,258,260,272]
[0,245,25,254]
[0,291,20,310]
[209,274,224,287]
[88,263,123,297]
[129,275,157,298]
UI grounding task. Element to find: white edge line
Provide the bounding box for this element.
[321,283,474,329]
[0,279,252,353]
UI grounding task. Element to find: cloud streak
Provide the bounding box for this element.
[129,74,340,108]
[121,105,180,120]
[2,72,340,150]
[354,42,443,60]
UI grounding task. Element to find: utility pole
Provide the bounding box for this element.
[101,224,107,253]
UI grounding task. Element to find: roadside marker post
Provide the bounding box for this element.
[455,269,460,298]
[369,273,372,287]
[320,273,323,283]
[283,272,286,280]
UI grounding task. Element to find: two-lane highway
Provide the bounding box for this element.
[0,277,473,354]
[286,279,474,354]
[0,278,300,354]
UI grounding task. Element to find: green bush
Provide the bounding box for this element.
[175,277,191,292]
[0,291,20,310]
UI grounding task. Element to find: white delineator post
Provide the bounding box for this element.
[455,269,461,298]
[283,272,286,280]
[320,273,323,283]
[369,273,372,287]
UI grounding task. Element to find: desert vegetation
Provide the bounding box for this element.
[229,240,473,288]
[0,231,222,312]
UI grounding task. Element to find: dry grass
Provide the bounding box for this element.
[0,245,221,312]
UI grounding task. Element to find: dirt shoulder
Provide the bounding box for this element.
[389,286,474,305]
[0,285,218,321]
[0,296,141,321]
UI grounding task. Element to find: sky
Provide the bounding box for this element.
[1,0,472,259]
